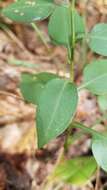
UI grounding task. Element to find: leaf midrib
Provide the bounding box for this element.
[46,80,68,134]
[79,73,107,91]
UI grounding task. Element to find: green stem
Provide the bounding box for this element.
[71,0,76,47]
[72,122,102,138]
[64,121,102,153]
[70,0,76,82]
[64,126,72,152]
[64,0,76,151]
[31,22,50,52]
[78,1,88,76]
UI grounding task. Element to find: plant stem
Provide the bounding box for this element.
[95,166,100,190]
[64,0,76,151]
[77,0,88,76]
[71,0,76,46]
[70,0,76,82]
[72,122,102,138]
[31,22,50,52]
[64,126,72,152]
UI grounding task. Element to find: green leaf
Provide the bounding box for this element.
[72,122,107,172]
[82,60,107,95]
[35,72,58,84]
[37,78,78,148]
[48,5,71,46]
[2,0,55,23]
[74,10,85,40]
[20,72,58,104]
[48,6,85,46]
[98,95,107,111]
[89,23,107,56]
[50,157,97,185]
[92,135,107,172]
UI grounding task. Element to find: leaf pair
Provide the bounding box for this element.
[2,0,107,56]
[20,73,78,148]
[85,58,107,172]
[2,0,85,47]
[48,6,85,46]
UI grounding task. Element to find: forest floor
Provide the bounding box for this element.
[0,0,107,190]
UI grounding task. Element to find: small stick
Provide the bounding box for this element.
[0,90,24,101]
[95,166,101,190]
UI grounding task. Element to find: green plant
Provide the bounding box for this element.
[2,0,107,187]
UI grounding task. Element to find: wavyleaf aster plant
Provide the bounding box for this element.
[2,0,107,186]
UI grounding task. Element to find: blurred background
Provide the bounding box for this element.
[0,0,107,189]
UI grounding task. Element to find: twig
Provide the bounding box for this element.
[95,166,101,190]
[0,23,34,59]
[31,22,50,52]
[41,147,64,190]
[0,90,24,101]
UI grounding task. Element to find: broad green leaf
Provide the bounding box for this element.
[50,157,97,185]
[74,10,85,40]
[92,135,107,172]
[48,6,85,46]
[20,72,58,104]
[83,60,107,95]
[2,0,55,23]
[48,5,71,46]
[36,78,78,148]
[98,95,107,111]
[89,23,107,56]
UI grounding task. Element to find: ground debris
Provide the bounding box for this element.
[0,1,107,189]
[0,153,32,190]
